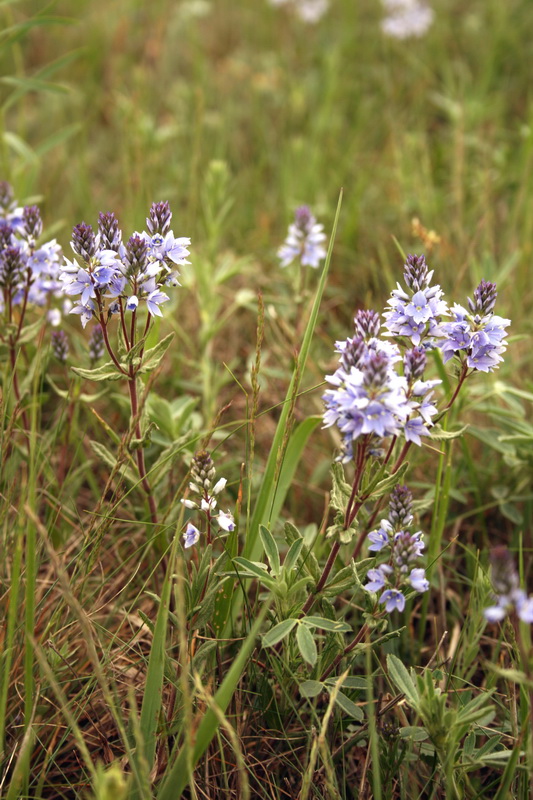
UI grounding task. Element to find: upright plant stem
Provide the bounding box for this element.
[128,376,158,526]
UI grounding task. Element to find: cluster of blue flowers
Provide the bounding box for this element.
[322,306,439,461]
[278,205,326,270]
[439,281,510,373]
[363,484,429,612]
[323,254,509,461]
[60,202,190,328]
[383,253,448,346]
[484,546,533,624]
[0,181,63,321]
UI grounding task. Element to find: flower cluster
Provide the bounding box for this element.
[181,450,235,548]
[59,202,190,328]
[383,254,448,346]
[381,0,434,39]
[363,485,429,612]
[484,547,533,624]
[278,205,327,269]
[323,309,438,460]
[439,281,510,373]
[323,255,511,462]
[0,181,63,318]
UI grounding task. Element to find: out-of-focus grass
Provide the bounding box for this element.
[2,0,533,334]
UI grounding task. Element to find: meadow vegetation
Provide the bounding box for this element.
[1,0,533,798]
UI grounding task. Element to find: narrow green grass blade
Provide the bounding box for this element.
[157,600,271,800]
[243,191,342,564]
[135,535,178,782]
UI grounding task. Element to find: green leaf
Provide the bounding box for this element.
[365,461,410,502]
[232,556,276,585]
[386,654,419,706]
[333,691,364,721]
[296,623,317,666]
[330,462,352,513]
[283,538,304,572]
[303,616,351,633]
[323,565,355,597]
[429,423,469,441]
[259,525,280,577]
[89,441,137,485]
[71,361,123,382]
[299,680,323,699]
[262,618,297,648]
[17,317,43,344]
[324,676,368,690]
[138,332,174,373]
[399,726,429,741]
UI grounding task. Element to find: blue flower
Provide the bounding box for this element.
[278,205,326,269]
[183,523,201,549]
[439,290,510,373]
[364,565,391,593]
[383,255,448,346]
[408,568,429,592]
[380,588,406,613]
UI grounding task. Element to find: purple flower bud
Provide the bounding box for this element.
[98,211,122,252]
[0,220,14,249]
[403,254,429,291]
[403,347,427,383]
[22,205,43,240]
[294,205,313,233]
[72,222,97,261]
[124,234,149,277]
[191,450,216,490]
[88,325,104,363]
[51,329,69,363]
[0,246,25,288]
[340,334,367,372]
[362,352,389,390]
[468,279,497,316]
[388,485,413,527]
[147,201,172,236]
[354,309,381,339]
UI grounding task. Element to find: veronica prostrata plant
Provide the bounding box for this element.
[60,201,190,526]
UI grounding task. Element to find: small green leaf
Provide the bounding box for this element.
[429,423,469,441]
[259,525,280,577]
[71,361,123,382]
[284,538,304,572]
[299,680,323,699]
[139,332,174,373]
[333,691,364,721]
[303,616,351,633]
[386,654,419,706]
[296,622,317,666]
[232,556,276,585]
[262,618,297,648]
[399,726,429,741]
